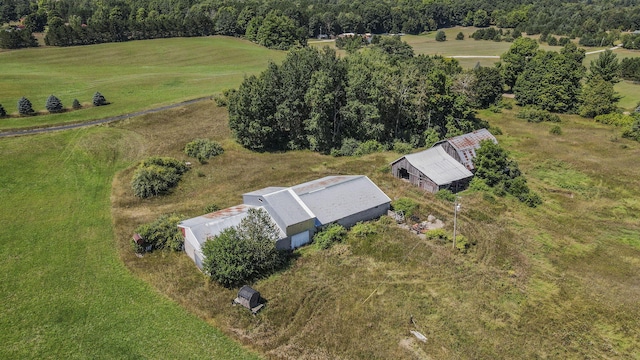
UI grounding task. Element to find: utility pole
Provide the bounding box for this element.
[453,197,461,250]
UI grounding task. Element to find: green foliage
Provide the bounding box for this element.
[435,30,446,42]
[468,177,491,192]
[349,222,377,238]
[424,228,451,243]
[620,57,640,82]
[622,119,640,142]
[456,32,464,40]
[0,28,38,49]
[595,113,634,127]
[423,128,441,148]
[131,157,189,198]
[392,197,418,217]
[392,141,413,154]
[45,95,64,113]
[514,43,585,113]
[335,35,365,53]
[255,10,299,50]
[333,138,360,157]
[135,213,185,252]
[517,107,561,123]
[501,37,539,90]
[372,36,414,60]
[473,66,504,109]
[589,50,620,83]
[579,76,620,118]
[314,223,347,250]
[435,189,456,202]
[201,208,286,288]
[72,99,81,110]
[92,92,108,106]
[549,125,562,135]
[204,204,220,213]
[0,103,6,117]
[184,139,224,163]
[474,140,541,207]
[17,97,34,116]
[354,140,386,156]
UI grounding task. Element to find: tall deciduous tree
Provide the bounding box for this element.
[500,37,538,91]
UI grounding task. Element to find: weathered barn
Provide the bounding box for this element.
[434,128,497,171]
[391,146,474,193]
[178,175,391,269]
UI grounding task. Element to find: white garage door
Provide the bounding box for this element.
[291,231,310,249]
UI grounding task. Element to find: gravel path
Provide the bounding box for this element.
[0,97,211,139]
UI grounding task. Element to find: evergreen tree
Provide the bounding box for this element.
[45,95,64,113]
[579,76,620,118]
[589,50,620,83]
[456,32,464,40]
[92,92,108,106]
[72,99,81,109]
[17,97,34,116]
[0,103,6,117]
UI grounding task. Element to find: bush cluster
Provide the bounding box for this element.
[594,113,635,127]
[131,157,189,198]
[332,139,388,157]
[314,223,347,249]
[517,107,561,123]
[392,197,419,217]
[134,213,185,252]
[184,139,224,163]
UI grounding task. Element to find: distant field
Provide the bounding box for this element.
[0,36,285,130]
[0,125,258,359]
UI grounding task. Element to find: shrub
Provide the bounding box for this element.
[333,138,360,156]
[435,189,456,202]
[517,107,561,123]
[92,92,108,106]
[17,97,34,116]
[435,30,446,42]
[354,140,386,156]
[425,228,451,243]
[392,141,413,154]
[204,203,220,213]
[349,222,377,238]
[135,213,185,252]
[468,177,491,192]
[0,103,6,117]
[456,32,464,40]
[314,223,347,249]
[202,208,287,287]
[549,125,562,135]
[594,113,634,127]
[392,197,419,217]
[131,157,189,198]
[184,138,224,163]
[72,99,81,109]
[622,119,640,142]
[45,95,64,113]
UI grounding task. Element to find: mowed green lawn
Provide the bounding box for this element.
[0,127,258,359]
[0,36,285,130]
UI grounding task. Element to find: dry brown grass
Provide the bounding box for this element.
[110,100,640,359]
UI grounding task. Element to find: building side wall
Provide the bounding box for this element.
[391,158,439,193]
[439,143,463,165]
[334,203,391,228]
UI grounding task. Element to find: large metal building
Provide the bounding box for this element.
[178,175,391,269]
[391,146,474,193]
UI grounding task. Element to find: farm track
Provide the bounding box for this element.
[0,97,212,139]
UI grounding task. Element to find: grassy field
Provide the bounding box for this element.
[108,100,640,359]
[0,125,258,358]
[0,36,285,130]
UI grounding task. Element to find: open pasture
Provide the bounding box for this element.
[0,36,285,130]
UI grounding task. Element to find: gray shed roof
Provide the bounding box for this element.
[396,146,473,185]
[293,175,391,225]
[262,188,315,230]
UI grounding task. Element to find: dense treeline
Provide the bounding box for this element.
[227,39,497,153]
[2,0,640,48]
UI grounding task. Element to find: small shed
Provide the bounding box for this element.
[391,146,474,193]
[434,128,497,171]
[233,286,264,314]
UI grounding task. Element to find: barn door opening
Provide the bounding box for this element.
[398,168,410,179]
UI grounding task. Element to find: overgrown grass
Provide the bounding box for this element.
[0,36,285,130]
[0,125,258,358]
[108,101,640,358]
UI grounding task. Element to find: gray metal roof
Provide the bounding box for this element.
[398,146,473,185]
[293,175,391,225]
[262,188,315,230]
[178,205,285,246]
[434,128,497,170]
